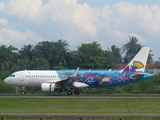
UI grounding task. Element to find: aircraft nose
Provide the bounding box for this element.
[4,78,9,84]
[4,78,7,84]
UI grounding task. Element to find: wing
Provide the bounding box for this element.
[55,67,79,90]
[44,67,88,91]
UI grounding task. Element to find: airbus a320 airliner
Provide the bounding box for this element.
[4,47,152,95]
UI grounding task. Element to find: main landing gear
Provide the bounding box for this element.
[67,90,72,95]
[74,90,80,95]
[22,86,25,95]
[67,90,80,95]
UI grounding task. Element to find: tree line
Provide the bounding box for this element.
[0,36,156,72]
[0,36,160,94]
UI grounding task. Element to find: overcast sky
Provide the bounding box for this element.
[0,0,160,61]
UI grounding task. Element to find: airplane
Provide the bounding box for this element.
[4,47,153,95]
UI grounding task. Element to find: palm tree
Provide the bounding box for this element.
[122,36,142,63]
[122,36,153,63]
[0,45,18,71]
[52,40,69,68]
[108,45,122,63]
[19,44,35,62]
[34,40,69,69]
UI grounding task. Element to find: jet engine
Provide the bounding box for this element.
[41,83,56,92]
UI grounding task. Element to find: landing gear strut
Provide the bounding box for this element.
[22,86,25,95]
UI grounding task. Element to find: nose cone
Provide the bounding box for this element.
[4,77,9,84]
[4,78,7,84]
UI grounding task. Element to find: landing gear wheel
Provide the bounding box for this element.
[74,90,80,95]
[67,90,73,95]
[22,91,25,95]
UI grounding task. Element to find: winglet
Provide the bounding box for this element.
[71,67,79,78]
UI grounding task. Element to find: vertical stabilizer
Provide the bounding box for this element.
[122,47,150,72]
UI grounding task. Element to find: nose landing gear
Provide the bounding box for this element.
[22,86,25,95]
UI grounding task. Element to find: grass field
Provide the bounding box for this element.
[0,98,160,113]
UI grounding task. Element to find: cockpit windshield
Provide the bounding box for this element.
[10,74,15,77]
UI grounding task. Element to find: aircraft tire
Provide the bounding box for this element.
[67,90,72,95]
[74,90,80,95]
[22,91,25,95]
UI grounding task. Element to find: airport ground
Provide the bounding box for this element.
[1,95,160,120]
[0,96,160,113]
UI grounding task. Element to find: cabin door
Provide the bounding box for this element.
[19,72,24,81]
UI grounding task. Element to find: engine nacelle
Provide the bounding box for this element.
[41,83,56,92]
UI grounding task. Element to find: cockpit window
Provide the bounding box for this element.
[11,75,15,77]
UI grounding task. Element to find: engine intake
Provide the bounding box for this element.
[41,83,56,92]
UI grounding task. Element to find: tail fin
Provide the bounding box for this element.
[122,47,150,73]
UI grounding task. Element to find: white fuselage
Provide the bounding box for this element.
[4,70,61,87]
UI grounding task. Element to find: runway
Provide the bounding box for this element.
[1,94,160,98]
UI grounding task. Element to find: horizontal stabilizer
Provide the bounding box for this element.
[130,74,144,79]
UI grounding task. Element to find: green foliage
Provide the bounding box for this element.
[0,79,16,93]
[30,58,50,70]
[0,71,15,93]
[122,36,142,63]
[19,44,35,62]
[0,45,18,71]
[108,45,122,63]
[16,57,30,70]
[34,40,69,69]
[54,65,66,70]
[122,36,153,63]
[0,37,155,71]
[73,42,119,69]
[1,98,160,113]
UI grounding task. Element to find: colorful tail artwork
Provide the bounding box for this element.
[121,47,150,78]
